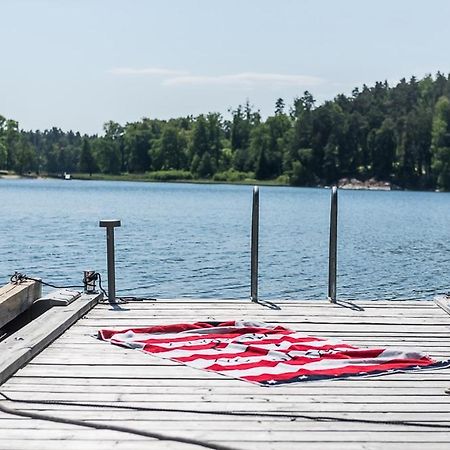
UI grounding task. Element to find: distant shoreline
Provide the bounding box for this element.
[0,172,288,188]
[0,172,428,191]
[70,173,290,187]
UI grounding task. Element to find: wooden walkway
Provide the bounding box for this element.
[1,297,450,450]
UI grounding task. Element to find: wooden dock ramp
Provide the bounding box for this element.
[1,298,450,450]
[0,280,41,329]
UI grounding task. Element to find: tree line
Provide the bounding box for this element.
[1,72,450,189]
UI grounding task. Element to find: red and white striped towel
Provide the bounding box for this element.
[98,320,448,385]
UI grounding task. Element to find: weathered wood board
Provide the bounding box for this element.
[0,280,41,329]
[0,298,450,450]
[0,292,101,385]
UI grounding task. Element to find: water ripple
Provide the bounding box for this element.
[1,179,450,301]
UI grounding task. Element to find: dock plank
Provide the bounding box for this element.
[1,298,450,450]
[0,280,41,329]
[0,292,101,385]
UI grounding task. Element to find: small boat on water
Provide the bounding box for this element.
[63,172,71,180]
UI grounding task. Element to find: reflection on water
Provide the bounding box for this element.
[1,178,449,300]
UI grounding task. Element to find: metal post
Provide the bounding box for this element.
[99,219,121,303]
[251,186,259,302]
[328,187,338,303]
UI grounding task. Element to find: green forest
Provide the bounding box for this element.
[2,72,450,190]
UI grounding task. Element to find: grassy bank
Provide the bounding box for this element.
[70,170,290,187]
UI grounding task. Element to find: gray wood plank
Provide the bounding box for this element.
[2,384,449,396]
[0,442,446,450]
[0,280,41,329]
[7,376,450,388]
[0,292,101,385]
[3,297,450,450]
[2,391,450,404]
[0,440,198,450]
[3,428,450,442]
[15,364,450,379]
[2,418,450,431]
[3,408,450,421]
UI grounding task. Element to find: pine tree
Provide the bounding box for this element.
[79,139,97,175]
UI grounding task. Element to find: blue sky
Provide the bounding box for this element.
[1,0,450,134]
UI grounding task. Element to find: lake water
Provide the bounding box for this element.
[1,178,449,301]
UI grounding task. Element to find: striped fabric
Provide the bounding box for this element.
[98,320,448,385]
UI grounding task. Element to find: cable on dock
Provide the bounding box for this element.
[0,392,240,450]
[9,272,157,303]
[252,298,281,310]
[10,272,84,290]
[2,391,450,430]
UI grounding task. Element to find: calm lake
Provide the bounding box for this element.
[1,178,449,301]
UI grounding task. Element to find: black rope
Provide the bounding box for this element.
[0,394,238,450]
[1,392,449,430]
[252,298,281,310]
[115,296,157,302]
[96,273,157,303]
[10,272,83,290]
[9,272,157,303]
[94,272,108,297]
[80,272,158,303]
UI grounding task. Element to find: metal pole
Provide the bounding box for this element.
[328,187,338,303]
[99,219,121,303]
[251,186,259,302]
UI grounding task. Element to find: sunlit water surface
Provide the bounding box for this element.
[1,178,449,301]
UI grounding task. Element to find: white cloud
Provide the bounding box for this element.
[110,67,188,76]
[109,67,324,88]
[163,72,324,87]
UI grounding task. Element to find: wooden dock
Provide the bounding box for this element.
[0,279,41,329]
[1,295,450,450]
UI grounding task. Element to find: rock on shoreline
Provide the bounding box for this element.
[338,177,399,191]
